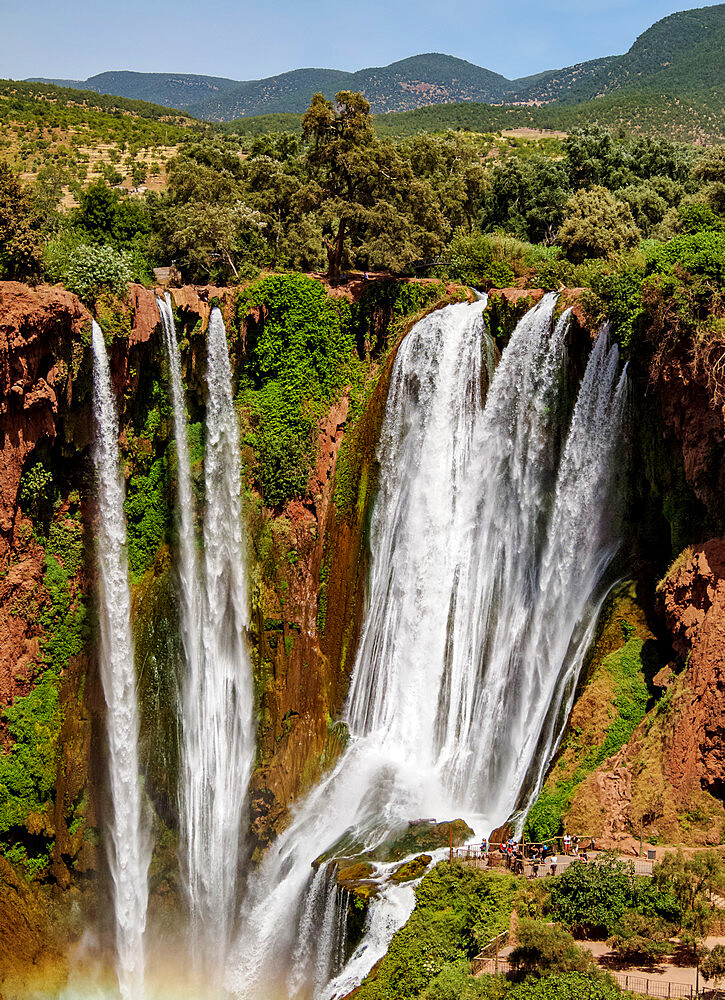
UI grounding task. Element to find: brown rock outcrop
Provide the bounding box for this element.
[660,538,725,799]
[0,283,92,551]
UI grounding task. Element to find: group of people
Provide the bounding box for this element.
[476,833,585,877]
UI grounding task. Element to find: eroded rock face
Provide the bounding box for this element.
[647,342,725,534]
[0,283,92,551]
[660,538,725,800]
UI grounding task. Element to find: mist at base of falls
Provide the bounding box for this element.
[226,293,628,1000]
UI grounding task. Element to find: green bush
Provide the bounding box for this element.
[124,455,170,580]
[356,864,517,1000]
[237,274,358,507]
[46,241,133,301]
[549,856,641,937]
[446,229,515,288]
[510,920,594,976]
[18,462,54,521]
[506,972,622,1000]
[559,186,640,263]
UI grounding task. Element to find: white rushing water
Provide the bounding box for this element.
[162,302,255,977]
[91,321,151,1000]
[228,293,628,1000]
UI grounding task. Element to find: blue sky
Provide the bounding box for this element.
[1,0,722,82]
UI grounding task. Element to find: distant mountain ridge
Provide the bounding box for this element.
[29,3,725,121]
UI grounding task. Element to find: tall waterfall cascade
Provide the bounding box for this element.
[157,299,255,976]
[228,294,628,1000]
[91,321,151,1000]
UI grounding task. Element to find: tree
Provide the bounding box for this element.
[301,90,443,278]
[701,944,725,987]
[549,855,640,937]
[693,146,725,216]
[0,163,43,279]
[564,127,633,191]
[510,920,594,976]
[482,156,571,243]
[558,186,640,262]
[607,911,674,962]
[616,182,669,237]
[652,850,725,954]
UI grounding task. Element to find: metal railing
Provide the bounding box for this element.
[453,846,655,878]
[472,958,699,996]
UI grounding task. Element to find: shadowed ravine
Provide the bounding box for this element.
[226,293,628,1000]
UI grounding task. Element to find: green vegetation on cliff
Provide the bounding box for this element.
[236,273,357,507]
[357,864,517,1000]
[525,585,658,843]
[0,494,89,878]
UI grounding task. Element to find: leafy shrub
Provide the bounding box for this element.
[124,455,170,580]
[356,864,517,1000]
[237,274,357,507]
[446,229,514,288]
[510,921,594,976]
[559,186,640,263]
[607,911,674,961]
[549,856,641,937]
[18,461,54,521]
[0,162,43,279]
[506,972,622,1000]
[46,241,132,301]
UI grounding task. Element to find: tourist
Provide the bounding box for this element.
[572,836,579,855]
[563,833,571,855]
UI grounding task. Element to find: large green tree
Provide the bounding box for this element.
[558,185,640,262]
[0,164,42,280]
[301,90,444,278]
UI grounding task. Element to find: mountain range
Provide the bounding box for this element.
[30,3,725,121]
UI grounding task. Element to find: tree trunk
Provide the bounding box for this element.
[325,219,346,281]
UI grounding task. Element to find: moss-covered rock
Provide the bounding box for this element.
[391,854,432,884]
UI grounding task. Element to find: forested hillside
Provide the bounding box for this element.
[25,4,725,121]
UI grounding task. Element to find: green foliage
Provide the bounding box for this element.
[18,461,54,521]
[237,274,357,507]
[652,849,725,945]
[0,162,43,279]
[0,667,60,838]
[549,856,641,937]
[586,262,646,350]
[124,455,170,580]
[446,229,515,288]
[46,241,133,302]
[510,921,594,976]
[701,943,725,985]
[643,230,725,283]
[505,972,623,1000]
[559,186,640,263]
[356,864,517,1000]
[607,911,675,961]
[482,156,570,244]
[0,510,87,877]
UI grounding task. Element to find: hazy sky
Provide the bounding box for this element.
[2,0,722,82]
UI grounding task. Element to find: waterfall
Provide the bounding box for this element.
[228,294,627,1000]
[91,321,150,1000]
[160,301,255,975]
